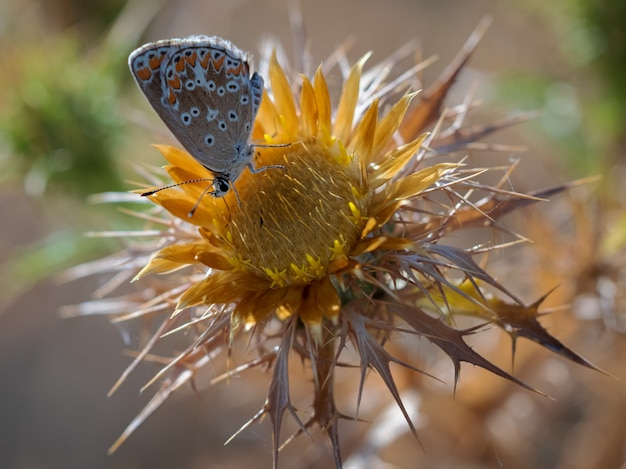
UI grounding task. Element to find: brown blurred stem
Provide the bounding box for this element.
[313,324,342,466]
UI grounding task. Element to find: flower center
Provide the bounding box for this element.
[225,139,368,287]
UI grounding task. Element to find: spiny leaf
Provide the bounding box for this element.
[276,325,350,464]
[345,308,429,445]
[425,243,524,304]
[491,289,612,376]
[415,279,611,377]
[390,245,521,313]
[311,332,344,468]
[265,318,305,469]
[392,304,548,397]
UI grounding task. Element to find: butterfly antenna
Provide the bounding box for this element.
[141,178,211,196]
[187,183,215,218]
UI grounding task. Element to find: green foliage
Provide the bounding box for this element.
[0,36,127,196]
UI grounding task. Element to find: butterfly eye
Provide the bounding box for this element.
[213,177,230,196]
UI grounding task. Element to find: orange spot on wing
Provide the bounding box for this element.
[200,52,211,68]
[212,56,225,72]
[136,67,151,81]
[168,89,177,105]
[168,75,182,90]
[186,51,197,66]
[148,55,162,70]
[228,63,243,76]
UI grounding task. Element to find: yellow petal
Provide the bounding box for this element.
[152,192,215,228]
[349,98,378,164]
[269,50,298,136]
[195,251,234,270]
[299,75,318,138]
[350,236,389,256]
[370,199,405,227]
[371,91,418,161]
[255,89,280,140]
[133,257,186,280]
[153,144,206,173]
[233,285,302,325]
[313,66,332,141]
[418,280,492,318]
[369,133,428,186]
[176,270,266,312]
[333,54,369,143]
[154,242,207,264]
[386,162,458,201]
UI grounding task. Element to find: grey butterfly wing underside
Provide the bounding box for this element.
[128,35,263,175]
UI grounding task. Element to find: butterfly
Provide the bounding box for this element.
[129,35,284,207]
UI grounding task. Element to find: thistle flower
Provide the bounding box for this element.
[63,19,605,468]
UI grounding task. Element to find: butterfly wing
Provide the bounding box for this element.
[128,35,261,176]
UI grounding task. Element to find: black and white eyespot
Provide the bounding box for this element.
[204,134,215,147]
[217,120,228,132]
[217,86,226,97]
[244,122,251,132]
[226,80,240,93]
[228,110,239,122]
[195,77,204,86]
[185,80,196,90]
[206,80,216,91]
[206,107,219,122]
[166,68,175,79]
[211,50,224,61]
[181,112,192,126]
[190,106,200,117]
[240,94,250,105]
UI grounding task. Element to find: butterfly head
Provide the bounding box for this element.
[211,176,231,198]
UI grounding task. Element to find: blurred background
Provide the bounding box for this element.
[1,0,625,468]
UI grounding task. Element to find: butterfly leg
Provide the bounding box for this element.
[247,162,287,174]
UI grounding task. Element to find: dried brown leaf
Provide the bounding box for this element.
[399,17,492,140]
